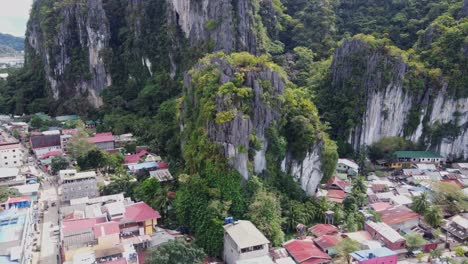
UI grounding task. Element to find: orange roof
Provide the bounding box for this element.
[309,224,339,237]
[369,202,393,212]
[284,239,331,263]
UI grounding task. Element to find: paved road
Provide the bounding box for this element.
[38,176,60,264]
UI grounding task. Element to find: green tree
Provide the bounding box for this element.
[77,149,107,171]
[405,233,427,251]
[67,123,94,159]
[134,178,172,220]
[433,182,468,215]
[368,137,415,161]
[429,249,442,261]
[454,247,465,257]
[145,239,205,264]
[100,169,137,198]
[0,186,20,203]
[246,189,284,246]
[50,156,69,175]
[424,206,442,228]
[411,192,430,214]
[336,237,360,264]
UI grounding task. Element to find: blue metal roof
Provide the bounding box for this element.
[350,247,396,261]
[128,161,158,171]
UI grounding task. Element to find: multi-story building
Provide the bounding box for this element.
[223,220,270,264]
[0,141,23,167]
[59,169,98,202]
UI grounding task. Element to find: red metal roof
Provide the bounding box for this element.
[284,239,331,263]
[327,190,346,203]
[121,202,161,223]
[6,196,31,204]
[89,132,115,144]
[40,150,62,159]
[309,224,339,237]
[313,235,340,250]
[62,129,78,135]
[30,134,61,149]
[326,176,349,191]
[158,161,169,169]
[440,179,464,187]
[124,150,150,164]
[93,221,120,238]
[380,206,420,226]
[369,202,393,212]
[62,218,97,233]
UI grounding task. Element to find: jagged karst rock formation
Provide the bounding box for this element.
[324,37,468,159]
[181,53,337,195]
[27,0,111,108]
[24,0,281,110]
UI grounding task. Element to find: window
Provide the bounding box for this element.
[3,157,6,159]
[253,245,263,251]
[12,150,15,152]
[4,162,7,165]
[14,161,17,164]
[241,247,252,253]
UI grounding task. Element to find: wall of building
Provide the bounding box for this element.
[357,255,398,264]
[389,218,420,232]
[34,146,61,157]
[0,144,23,167]
[95,141,115,151]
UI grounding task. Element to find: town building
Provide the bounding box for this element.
[441,215,468,242]
[0,141,23,167]
[308,224,339,238]
[394,151,444,165]
[365,221,406,251]
[223,220,270,264]
[30,134,61,157]
[379,206,420,231]
[343,231,382,250]
[0,167,23,187]
[313,235,341,256]
[89,132,115,151]
[60,197,161,264]
[349,247,398,264]
[337,158,359,176]
[59,169,98,202]
[0,202,35,264]
[283,238,331,264]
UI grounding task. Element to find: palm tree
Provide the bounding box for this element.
[424,206,442,228]
[412,192,430,214]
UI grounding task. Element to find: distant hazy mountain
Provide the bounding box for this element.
[0,33,24,51]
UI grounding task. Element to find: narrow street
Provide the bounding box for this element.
[38,173,60,264]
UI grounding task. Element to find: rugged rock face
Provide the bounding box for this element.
[27,0,111,107]
[331,39,468,159]
[25,0,278,109]
[181,53,335,194]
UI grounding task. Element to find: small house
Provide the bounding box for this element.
[349,247,398,264]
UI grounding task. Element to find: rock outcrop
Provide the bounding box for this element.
[181,53,336,195]
[27,0,111,108]
[329,38,468,159]
[25,0,280,109]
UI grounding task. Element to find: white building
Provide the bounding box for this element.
[0,167,23,186]
[0,142,23,167]
[223,220,270,264]
[337,158,359,176]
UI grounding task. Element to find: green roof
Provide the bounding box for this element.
[394,151,442,159]
[56,115,79,122]
[35,112,52,121]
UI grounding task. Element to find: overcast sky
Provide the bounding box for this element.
[0,0,33,37]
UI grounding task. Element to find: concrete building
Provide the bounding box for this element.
[365,221,406,251]
[223,220,270,264]
[59,170,98,202]
[30,134,61,157]
[0,142,23,167]
[442,215,468,242]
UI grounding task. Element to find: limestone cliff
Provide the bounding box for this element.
[181,53,337,195]
[24,0,281,110]
[325,37,468,160]
[27,0,111,108]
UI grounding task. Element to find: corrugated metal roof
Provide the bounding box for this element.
[223,220,269,249]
